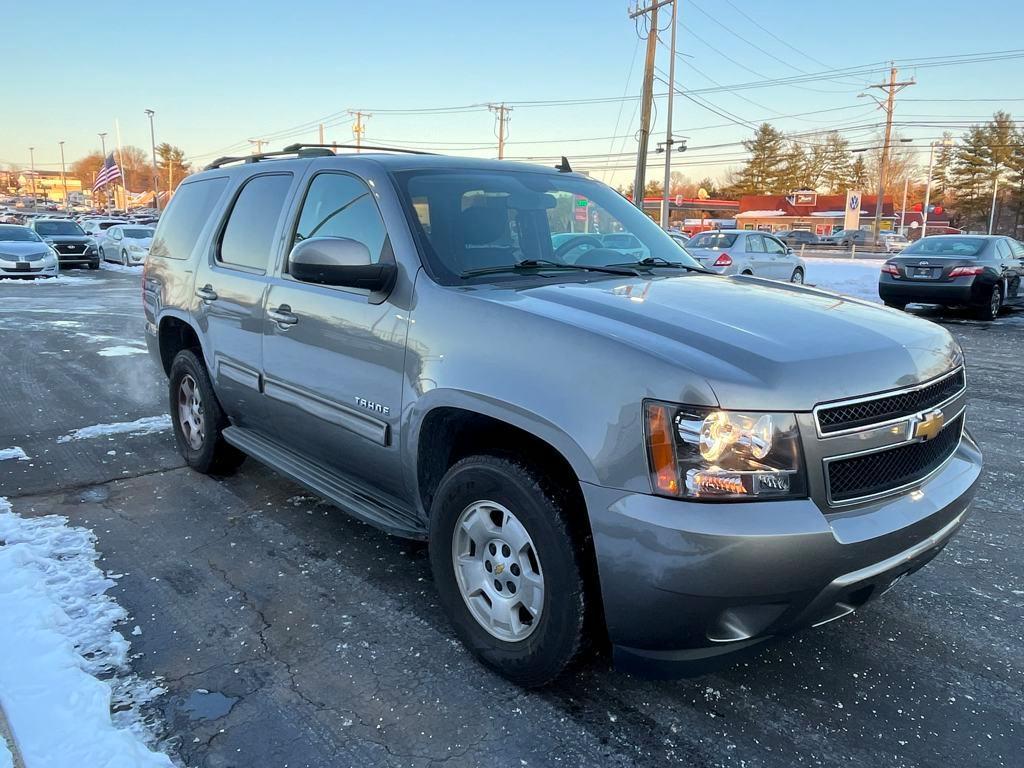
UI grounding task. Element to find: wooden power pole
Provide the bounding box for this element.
[867,63,914,240]
[349,111,371,152]
[629,0,672,210]
[488,103,513,159]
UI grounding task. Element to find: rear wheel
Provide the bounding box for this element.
[428,455,590,687]
[168,349,245,474]
[790,268,804,284]
[974,283,1002,320]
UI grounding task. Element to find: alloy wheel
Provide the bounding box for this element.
[452,500,544,642]
[177,374,205,451]
[791,269,804,284]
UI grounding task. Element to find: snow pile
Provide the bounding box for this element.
[100,262,143,275]
[57,415,172,444]
[804,258,885,304]
[0,274,91,286]
[0,497,173,767]
[0,448,29,462]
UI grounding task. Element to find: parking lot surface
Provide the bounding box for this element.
[1,269,1021,768]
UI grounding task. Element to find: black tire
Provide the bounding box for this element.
[88,261,99,270]
[168,349,245,474]
[99,246,106,262]
[790,267,804,284]
[974,283,1002,321]
[741,270,753,276]
[884,301,906,311]
[428,455,590,687]
[121,250,129,267]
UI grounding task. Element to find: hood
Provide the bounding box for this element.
[479,274,960,411]
[0,241,53,260]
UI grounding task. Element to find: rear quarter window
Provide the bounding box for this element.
[150,177,229,260]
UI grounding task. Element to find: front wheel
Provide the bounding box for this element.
[99,246,107,262]
[974,283,1002,320]
[790,268,804,284]
[168,349,245,474]
[428,455,591,687]
[121,250,129,266]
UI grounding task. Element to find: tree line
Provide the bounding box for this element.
[725,112,1024,233]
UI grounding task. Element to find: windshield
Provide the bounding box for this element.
[902,236,987,258]
[395,168,701,282]
[34,220,85,236]
[0,225,42,242]
[123,227,154,239]
[688,232,737,249]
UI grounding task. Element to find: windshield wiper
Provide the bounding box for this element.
[460,259,640,279]
[609,256,707,273]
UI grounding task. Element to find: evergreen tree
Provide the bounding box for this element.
[778,142,809,192]
[931,132,956,203]
[818,132,854,194]
[850,156,869,190]
[733,124,787,194]
[951,125,996,231]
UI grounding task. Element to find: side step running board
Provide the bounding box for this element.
[222,426,425,539]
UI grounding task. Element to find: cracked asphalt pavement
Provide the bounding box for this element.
[1,269,1021,767]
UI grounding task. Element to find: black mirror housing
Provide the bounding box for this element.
[289,237,397,293]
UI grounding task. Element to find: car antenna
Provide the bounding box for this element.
[555,156,573,173]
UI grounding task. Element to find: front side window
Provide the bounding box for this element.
[395,169,700,282]
[746,234,766,253]
[763,237,786,255]
[218,174,293,272]
[291,173,387,267]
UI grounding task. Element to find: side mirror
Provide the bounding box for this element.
[786,246,794,255]
[288,236,396,293]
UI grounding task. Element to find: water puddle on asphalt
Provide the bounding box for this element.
[181,690,238,722]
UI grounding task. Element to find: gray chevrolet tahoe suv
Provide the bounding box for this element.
[144,146,982,686]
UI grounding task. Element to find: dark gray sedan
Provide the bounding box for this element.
[878,235,1024,320]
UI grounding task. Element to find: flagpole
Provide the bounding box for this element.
[115,119,127,212]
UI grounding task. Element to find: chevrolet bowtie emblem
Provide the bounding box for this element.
[913,409,945,441]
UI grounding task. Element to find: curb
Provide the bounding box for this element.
[0,701,26,768]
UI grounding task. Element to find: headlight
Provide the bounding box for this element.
[644,401,807,500]
[128,244,144,252]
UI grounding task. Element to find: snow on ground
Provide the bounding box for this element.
[0,448,29,462]
[100,262,143,275]
[0,497,173,767]
[803,257,885,303]
[0,274,91,286]
[56,415,172,444]
[97,345,148,357]
[0,735,12,768]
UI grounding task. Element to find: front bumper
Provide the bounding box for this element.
[583,431,982,678]
[0,262,59,278]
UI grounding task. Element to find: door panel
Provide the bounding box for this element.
[260,171,411,501]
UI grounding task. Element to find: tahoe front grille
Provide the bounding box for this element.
[816,368,965,435]
[826,413,964,504]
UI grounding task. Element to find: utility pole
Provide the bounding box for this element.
[318,123,325,144]
[145,109,160,212]
[488,103,513,159]
[864,63,914,241]
[660,0,678,228]
[28,147,36,204]
[349,111,371,152]
[989,172,1000,234]
[58,140,69,212]
[919,138,953,241]
[629,0,671,211]
[248,138,266,154]
[899,176,909,235]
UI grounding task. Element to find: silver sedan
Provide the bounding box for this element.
[685,229,806,282]
[0,224,59,279]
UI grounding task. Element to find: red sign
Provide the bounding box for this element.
[793,192,817,206]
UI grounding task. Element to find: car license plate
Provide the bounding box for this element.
[914,267,936,278]
[15,262,30,271]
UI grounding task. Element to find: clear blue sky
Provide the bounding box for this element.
[5,0,1023,186]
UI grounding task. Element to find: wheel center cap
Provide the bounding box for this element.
[494,562,505,575]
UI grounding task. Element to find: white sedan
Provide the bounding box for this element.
[98,225,155,266]
[685,229,807,282]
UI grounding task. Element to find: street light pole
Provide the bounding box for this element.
[899,176,909,235]
[989,172,1000,235]
[144,109,160,212]
[919,139,953,241]
[28,147,37,204]
[58,141,69,212]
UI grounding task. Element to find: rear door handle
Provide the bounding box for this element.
[268,305,298,326]
[195,285,218,302]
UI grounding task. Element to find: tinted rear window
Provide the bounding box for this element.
[902,237,987,258]
[689,232,737,249]
[217,174,293,272]
[150,177,229,260]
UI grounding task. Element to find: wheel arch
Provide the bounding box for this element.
[157,314,203,375]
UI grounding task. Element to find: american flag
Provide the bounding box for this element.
[93,153,123,191]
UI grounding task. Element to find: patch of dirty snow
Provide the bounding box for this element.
[0,497,173,767]
[97,346,148,357]
[56,415,172,444]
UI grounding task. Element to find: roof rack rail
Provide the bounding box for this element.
[204,142,436,170]
[282,142,436,156]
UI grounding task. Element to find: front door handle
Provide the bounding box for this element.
[195,285,218,302]
[268,305,298,326]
